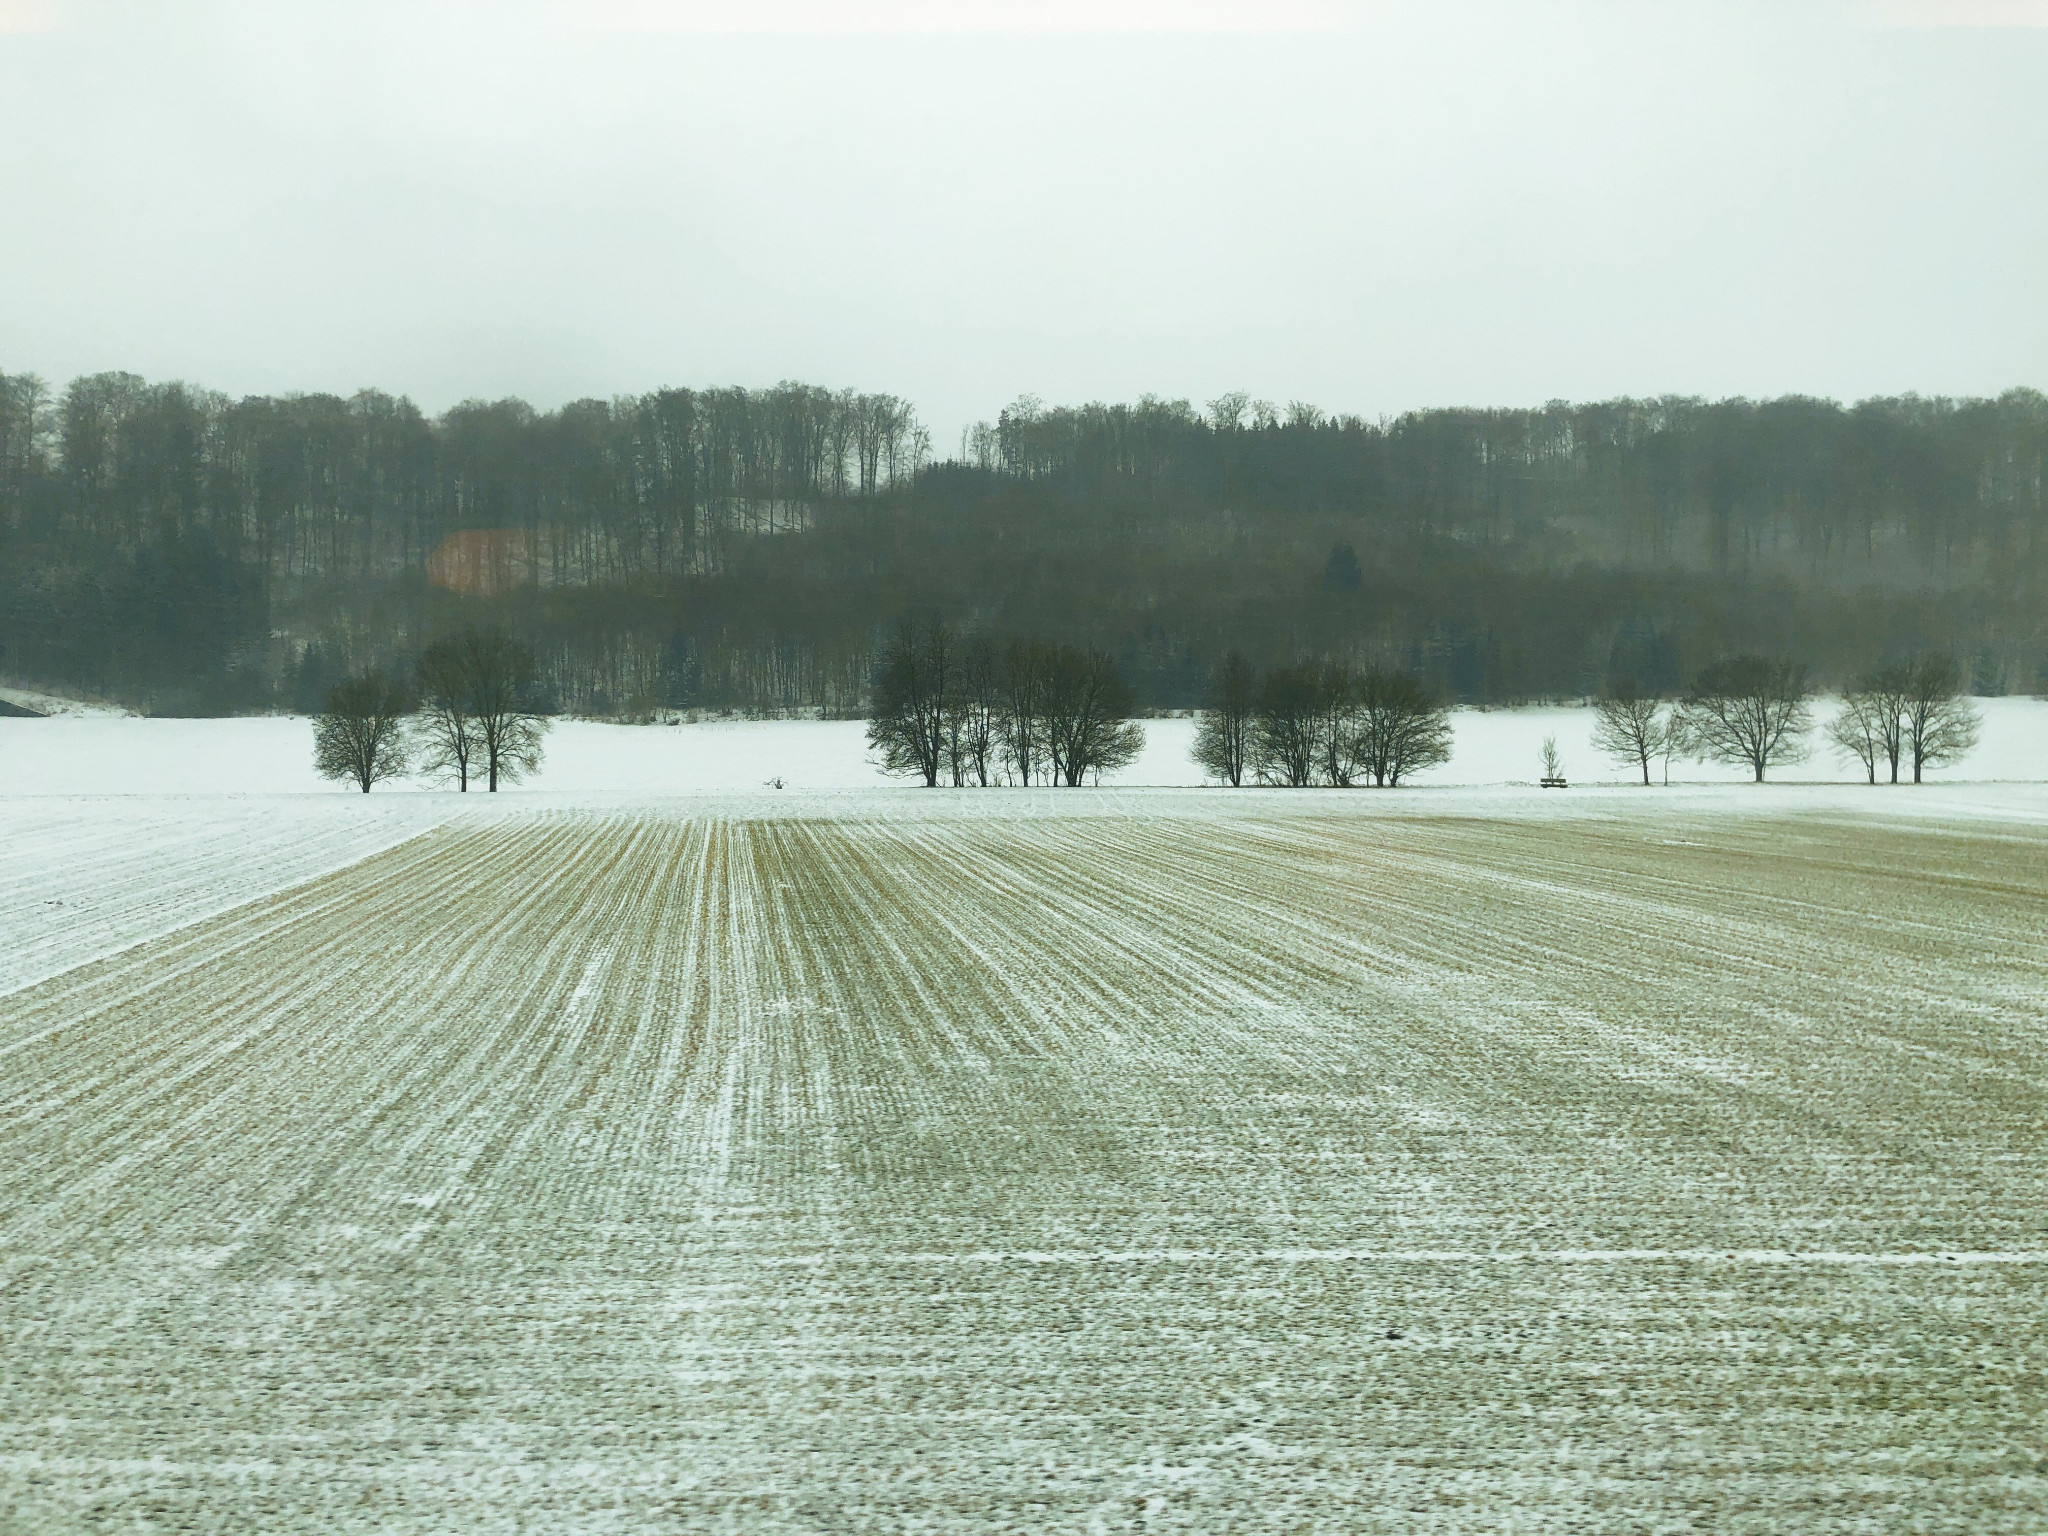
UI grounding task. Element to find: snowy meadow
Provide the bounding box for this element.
[3,704,2046,1532]
[4,694,2046,796]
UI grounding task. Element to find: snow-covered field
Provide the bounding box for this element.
[3,694,2044,796]
[5,699,2042,1004]
[0,796,459,997]
[2,782,2046,1532]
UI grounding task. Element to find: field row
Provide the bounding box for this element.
[3,801,2046,1530]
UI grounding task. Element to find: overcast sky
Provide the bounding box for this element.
[1,0,2042,446]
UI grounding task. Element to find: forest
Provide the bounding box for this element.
[1,368,2043,716]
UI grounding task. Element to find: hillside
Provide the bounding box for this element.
[3,371,2043,714]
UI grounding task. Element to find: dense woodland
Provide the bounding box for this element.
[2,368,2043,716]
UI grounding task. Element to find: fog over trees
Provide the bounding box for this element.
[2,369,2043,718]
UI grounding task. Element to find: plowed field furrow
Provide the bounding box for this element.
[3,801,2046,1533]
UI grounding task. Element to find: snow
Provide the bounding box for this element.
[0,683,135,718]
[5,794,2046,1529]
[0,715,894,796]
[4,696,2043,1005]
[1446,694,2047,787]
[0,796,455,997]
[1,695,2041,797]
[3,695,2045,1527]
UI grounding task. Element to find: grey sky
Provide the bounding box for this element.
[1,0,2042,448]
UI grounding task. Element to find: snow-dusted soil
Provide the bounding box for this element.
[2,694,2043,796]
[3,793,2046,1531]
[0,797,457,998]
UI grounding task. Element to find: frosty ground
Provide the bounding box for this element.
[2,726,2046,1531]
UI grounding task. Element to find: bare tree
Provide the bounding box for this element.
[1859,664,1912,783]
[1251,662,1324,786]
[1039,644,1144,786]
[868,617,953,786]
[1826,690,1888,784]
[1900,653,1981,782]
[1315,662,1365,786]
[1540,734,1564,782]
[1678,655,1812,782]
[1354,667,1451,786]
[416,635,477,791]
[997,637,1048,785]
[313,670,412,793]
[948,636,1001,787]
[462,630,550,791]
[940,665,967,788]
[1205,391,1250,431]
[1590,680,1666,785]
[1191,651,1257,786]
[1660,709,1694,786]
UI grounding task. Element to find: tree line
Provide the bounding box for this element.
[971,389,2048,589]
[1584,652,1979,785]
[1189,656,1451,787]
[2,371,925,582]
[5,365,2043,717]
[1170,648,1981,791]
[314,629,550,793]
[867,621,1145,787]
[315,619,1984,793]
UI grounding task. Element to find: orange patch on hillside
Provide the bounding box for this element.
[427,529,534,596]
